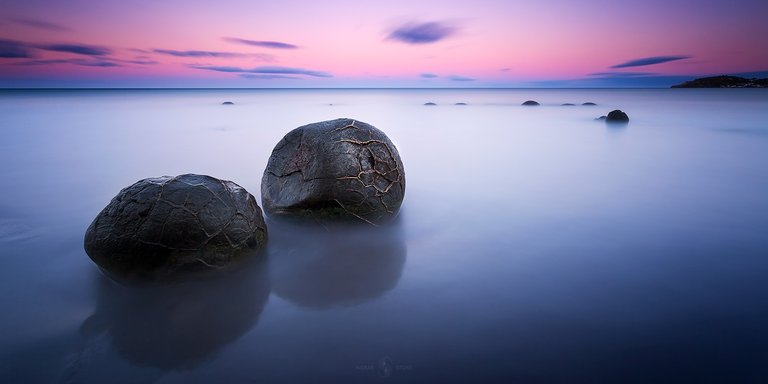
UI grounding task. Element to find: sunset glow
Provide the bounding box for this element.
[1,0,767,87]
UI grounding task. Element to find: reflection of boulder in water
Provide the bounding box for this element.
[79,255,270,371]
[269,219,406,309]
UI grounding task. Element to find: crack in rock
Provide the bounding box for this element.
[84,174,267,282]
[262,118,405,225]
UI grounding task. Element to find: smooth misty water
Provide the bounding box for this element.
[1,89,767,383]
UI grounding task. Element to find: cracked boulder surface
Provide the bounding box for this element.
[84,174,267,281]
[262,118,405,225]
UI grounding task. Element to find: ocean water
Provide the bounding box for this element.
[1,88,767,383]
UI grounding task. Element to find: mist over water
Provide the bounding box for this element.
[1,89,767,383]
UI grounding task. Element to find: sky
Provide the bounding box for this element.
[1,0,767,88]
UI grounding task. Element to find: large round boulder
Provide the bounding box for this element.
[262,118,405,225]
[84,174,267,281]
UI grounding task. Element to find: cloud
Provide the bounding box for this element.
[611,55,691,68]
[118,58,159,65]
[14,59,69,65]
[10,17,70,32]
[240,74,299,80]
[420,73,438,78]
[588,72,656,77]
[16,58,119,67]
[36,43,111,56]
[448,75,476,82]
[153,49,247,58]
[223,37,298,49]
[388,21,456,44]
[531,74,693,88]
[0,39,33,58]
[191,65,332,78]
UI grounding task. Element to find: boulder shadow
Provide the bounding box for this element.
[267,218,407,309]
[79,252,271,371]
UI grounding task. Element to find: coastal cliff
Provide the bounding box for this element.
[672,75,768,88]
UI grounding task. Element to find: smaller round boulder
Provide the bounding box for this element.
[522,100,540,106]
[262,118,405,225]
[606,110,630,123]
[222,101,234,105]
[84,174,267,281]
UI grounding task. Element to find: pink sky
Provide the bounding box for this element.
[1,0,767,87]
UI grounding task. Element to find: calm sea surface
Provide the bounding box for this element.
[1,89,767,383]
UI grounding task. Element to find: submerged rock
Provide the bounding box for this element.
[522,100,540,106]
[424,102,437,106]
[262,118,405,225]
[455,102,468,106]
[84,174,267,281]
[582,102,597,106]
[562,103,575,106]
[595,115,607,121]
[606,110,630,123]
[222,101,234,105]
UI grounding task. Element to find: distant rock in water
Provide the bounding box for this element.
[605,110,629,123]
[671,75,768,88]
[522,100,540,106]
[262,118,405,225]
[562,103,575,106]
[222,101,235,105]
[84,174,267,282]
[595,116,607,121]
[582,102,597,106]
[424,102,437,106]
[455,102,467,106]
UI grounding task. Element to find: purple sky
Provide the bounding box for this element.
[1,0,767,87]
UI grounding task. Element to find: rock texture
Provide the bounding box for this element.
[606,110,629,123]
[262,118,405,225]
[84,174,267,281]
[522,100,540,106]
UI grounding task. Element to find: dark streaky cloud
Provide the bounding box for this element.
[0,39,33,58]
[17,58,119,67]
[589,72,656,77]
[11,17,71,32]
[153,49,247,58]
[191,65,332,78]
[223,37,298,49]
[37,43,111,56]
[388,21,456,44]
[240,74,299,80]
[611,55,691,68]
[448,75,476,82]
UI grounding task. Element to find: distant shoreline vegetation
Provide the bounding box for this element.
[672,75,768,88]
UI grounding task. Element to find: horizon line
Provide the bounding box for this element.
[0,86,698,90]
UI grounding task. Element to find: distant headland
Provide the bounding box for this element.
[671,75,768,88]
